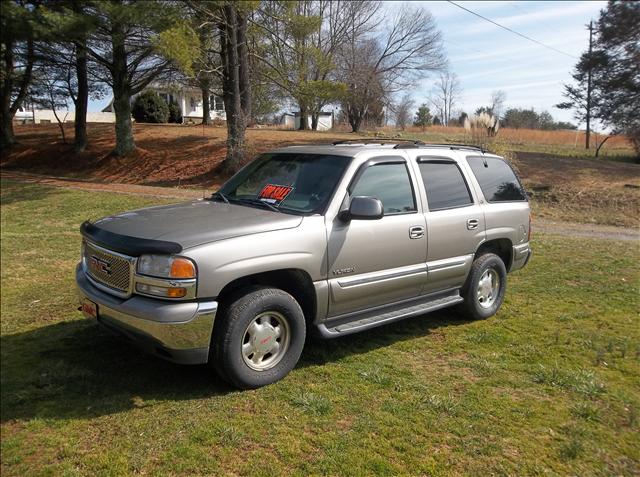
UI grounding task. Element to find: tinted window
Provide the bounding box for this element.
[418,161,473,211]
[351,163,416,214]
[467,156,526,202]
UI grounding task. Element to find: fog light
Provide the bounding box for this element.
[136,283,187,298]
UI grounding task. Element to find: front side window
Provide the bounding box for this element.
[218,153,349,214]
[467,156,526,202]
[418,161,473,211]
[350,162,416,215]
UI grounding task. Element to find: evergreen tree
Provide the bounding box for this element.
[558,1,640,155]
[413,104,431,131]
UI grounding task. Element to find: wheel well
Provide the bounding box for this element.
[475,239,512,270]
[216,269,317,325]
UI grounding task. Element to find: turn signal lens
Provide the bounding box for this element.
[136,283,187,298]
[170,258,196,278]
[167,287,187,298]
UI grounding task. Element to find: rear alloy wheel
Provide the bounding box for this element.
[459,253,507,320]
[212,287,305,389]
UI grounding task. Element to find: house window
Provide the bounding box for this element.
[190,97,197,112]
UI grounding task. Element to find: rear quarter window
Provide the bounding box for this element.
[466,156,527,202]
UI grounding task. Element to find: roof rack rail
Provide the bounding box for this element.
[332,138,425,146]
[393,142,488,153]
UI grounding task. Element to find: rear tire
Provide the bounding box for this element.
[211,287,306,389]
[459,253,507,320]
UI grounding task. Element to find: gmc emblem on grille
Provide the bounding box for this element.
[89,255,111,276]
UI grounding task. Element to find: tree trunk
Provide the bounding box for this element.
[311,112,319,131]
[51,99,67,144]
[1,37,34,150]
[348,107,363,133]
[201,81,211,125]
[219,5,245,173]
[237,10,251,125]
[298,103,308,130]
[111,22,135,156]
[74,32,89,152]
[1,39,15,149]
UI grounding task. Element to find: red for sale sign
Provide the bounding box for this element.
[258,184,293,205]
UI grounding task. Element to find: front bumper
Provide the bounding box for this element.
[76,264,217,364]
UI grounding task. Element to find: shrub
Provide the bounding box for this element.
[167,102,182,124]
[132,91,169,123]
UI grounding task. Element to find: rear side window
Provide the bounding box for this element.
[467,156,526,202]
[351,163,416,214]
[418,161,473,211]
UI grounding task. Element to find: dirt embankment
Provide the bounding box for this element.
[2,123,639,227]
[1,123,354,188]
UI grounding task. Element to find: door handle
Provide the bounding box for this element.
[467,219,480,230]
[409,226,424,239]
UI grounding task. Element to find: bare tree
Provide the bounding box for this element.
[429,71,461,126]
[339,3,445,132]
[30,74,70,144]
[490,89,506,119]
[255,0,378,131]
[393,93,414,130]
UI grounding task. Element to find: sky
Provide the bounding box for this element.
[89,1,606,126]
[400,0,607,124]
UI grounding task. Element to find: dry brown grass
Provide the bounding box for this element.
[375,124,634,150]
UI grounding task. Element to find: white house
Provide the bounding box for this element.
[102,83,226,123]
[280,111,333,131]
[14,105,116,124]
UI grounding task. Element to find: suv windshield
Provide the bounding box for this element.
[217,153,349,214]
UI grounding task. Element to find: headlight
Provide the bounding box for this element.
[137,255,197,279]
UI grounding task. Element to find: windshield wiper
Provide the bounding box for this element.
[210,191,229,204]
[236,197,280,212]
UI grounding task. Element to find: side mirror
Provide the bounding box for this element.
[339,196,384,221]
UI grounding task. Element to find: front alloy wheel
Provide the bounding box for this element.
[241,311,290,371]
[211,287,306,389]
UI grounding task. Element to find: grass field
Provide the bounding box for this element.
[1,179,639,476]
[394,125,636,160]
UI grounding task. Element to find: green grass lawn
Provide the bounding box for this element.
[1,179,639,476]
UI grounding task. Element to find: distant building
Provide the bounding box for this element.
[280,111,333,131]
[102,83,226,123]
[13,105,115,124]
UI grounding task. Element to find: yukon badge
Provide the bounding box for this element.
[332,267,355,276]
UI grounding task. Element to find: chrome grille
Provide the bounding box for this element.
[83,240,133,295]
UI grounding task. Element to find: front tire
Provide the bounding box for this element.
[459,253,507,320]
[211,287,306,389]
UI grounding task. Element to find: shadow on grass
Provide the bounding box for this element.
[0,309,469,423]
[0,179,61,206]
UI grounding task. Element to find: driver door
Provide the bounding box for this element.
[326,157,427,317]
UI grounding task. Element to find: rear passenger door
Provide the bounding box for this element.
[414,157,486,293]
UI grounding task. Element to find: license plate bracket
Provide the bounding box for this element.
[81,298,98,319]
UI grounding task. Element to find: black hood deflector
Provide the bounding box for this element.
[80,221,182,256]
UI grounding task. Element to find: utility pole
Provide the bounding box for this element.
[585,20,593,150]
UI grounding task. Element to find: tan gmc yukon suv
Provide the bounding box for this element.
[76,141,532,388]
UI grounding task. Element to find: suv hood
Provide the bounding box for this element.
[92,199,303,250]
